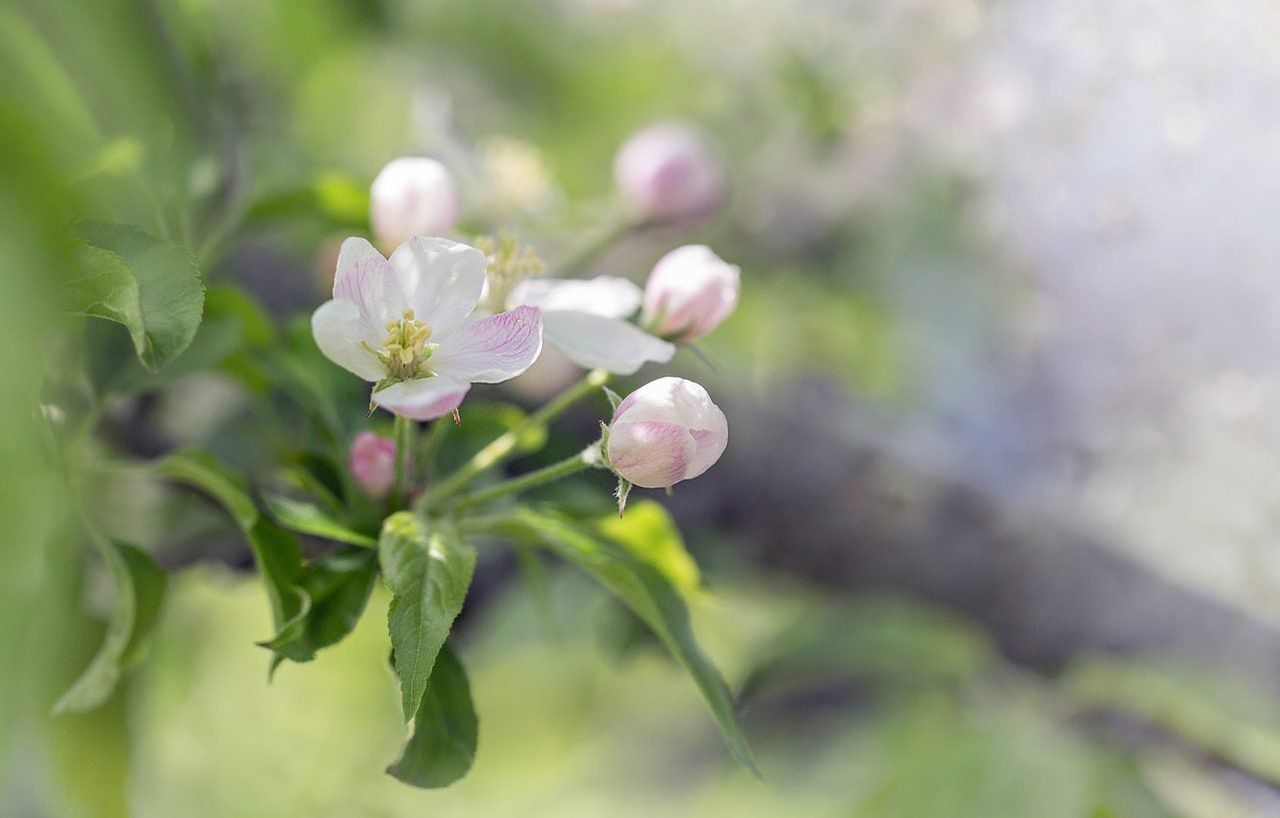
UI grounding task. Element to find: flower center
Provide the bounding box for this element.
[476,233,545,313]
[375,310,436,381]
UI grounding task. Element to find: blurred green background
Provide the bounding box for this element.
[6,0,1280,815]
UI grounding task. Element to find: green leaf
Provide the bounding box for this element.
[378,512,476,722]
[262,493,377,548]
[156,452,305,641]
[497,507,758,776]
[595,499,700,595]
[89,284,273,394]
[243,172,370,230]
[55,541,167,714]
[64,221,204,372]
[386,643,478,789]
[260,547,377,664]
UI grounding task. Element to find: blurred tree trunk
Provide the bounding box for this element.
[667,386,1280,687]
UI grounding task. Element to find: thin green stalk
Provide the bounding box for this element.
[417,417,451,483]
[418,369,609,509]
[451,447,599,513]
[391,415,413,510]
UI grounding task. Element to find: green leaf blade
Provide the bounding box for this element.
[156,452,304,638]
[379,512,476,722]
[503,507,759,776]
[55,541,167,714]
[262,493,376,548]
[387,643,478,789]
[595,499,700,596]
[260,548,377,664]
[65,221,204,372]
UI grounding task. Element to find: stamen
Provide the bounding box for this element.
[376,309,436,381]
[476,233,545,313]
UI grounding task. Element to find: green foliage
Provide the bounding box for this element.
[261,493,377,548]
[594,499,700,596]
[1064,656,1280,784]
[54,540,167,714]
[87,283,272,394]
[741,596,995,700]
[492,506,758,776]
[243,172,371,231]
[64,221,204,372]
[261,547,378,665]
[386,643,478,789]
[378,512,477,722]
[156,452,306,649]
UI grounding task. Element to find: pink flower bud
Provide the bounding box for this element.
[641,245,740,342]
[369,157,460,249]
[348,431,398,499]
[605,377,728,489]
[613,122,725,224]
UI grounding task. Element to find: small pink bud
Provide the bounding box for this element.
[369,157,460,249]
[613,122,725,224]
[641,245,740,342]
[605,377,728,489]
[349,431,398,500]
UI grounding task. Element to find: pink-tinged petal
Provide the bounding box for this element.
[641,245,740,341]
[430,305,543,384]
[611,377,727,482]
[333,237,408,327]
[612,376,703,426]
[372,376,471,421]
[311,299,385,382]
[606,420,694,489]
[388,237,485,336]
[542,311,674,375]
[348,431,398,499]
[509,276,641,319]
[684,405,728,479]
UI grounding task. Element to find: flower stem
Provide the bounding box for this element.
[418,368,610,509]
[451,446,600,513]
[391,414,413,509]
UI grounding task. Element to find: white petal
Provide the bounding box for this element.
[542,310,674,375]
[430,305,543,384]
[372,376,471,421]
[388,237,485,336]
[333,237,407,327]
[311,299,385,382]
[509,276,641,319]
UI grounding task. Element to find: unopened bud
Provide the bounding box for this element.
[613,122,725,224]
[370,157,460,249]
[349,431,398,499]
[641,245,740,342]
[605,377,727,489]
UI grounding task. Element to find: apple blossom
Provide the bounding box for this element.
[614,122,725,224]
[507,276,674,375]
[476,235,674,375]
[349,431,397,499]
[605,377,728,489]
[311,236,543,420]
[370,157,460,249]
[641,245,740,342]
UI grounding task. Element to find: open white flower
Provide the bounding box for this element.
[312,237,543,420]
[504,276,674,375]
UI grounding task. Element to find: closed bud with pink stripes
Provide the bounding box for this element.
[604,377,728,489]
